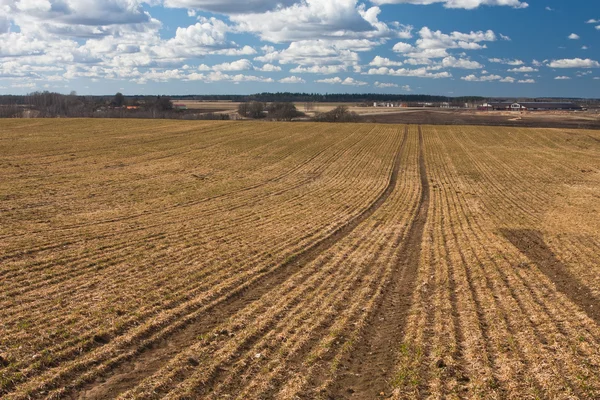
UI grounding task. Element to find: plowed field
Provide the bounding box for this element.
[1,120,599,399]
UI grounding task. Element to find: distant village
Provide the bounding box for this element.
[371,100,585,111]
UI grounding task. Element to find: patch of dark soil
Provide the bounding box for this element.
[372,110,600,130]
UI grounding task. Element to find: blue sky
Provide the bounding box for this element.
[1,0,599,97]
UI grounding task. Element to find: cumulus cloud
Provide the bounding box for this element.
[568,33,580,40]
[370,0,528,9]
[488,58,524,65]
[254,40,360,69]
[279,75,305,83]
[441,56,482,69]
[164,0,298,14]
[212,59,253,71]
[554,76,570,80]
[392,42,413,53]
[316,76,368,85]
[367,66,451,78]
[255,63,281,72]
[290,65,348,74]
[369,56,403,67]
[518,78,535,83]
[461,74,515,82]
[548,58,600,68]
[374,81,397,88]
[229,0,412,43]
[507,66,538,72]
[390,27,498,69]
[586,19,599,24]
[213,46,257,56]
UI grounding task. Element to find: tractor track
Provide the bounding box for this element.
[328,125,429,398]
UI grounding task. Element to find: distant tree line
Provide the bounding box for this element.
[172,92,486,104]
[312,106,362,123]
[0,91,226,120]
[238,101,305,121]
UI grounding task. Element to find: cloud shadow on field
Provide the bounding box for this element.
[501,228,600,325]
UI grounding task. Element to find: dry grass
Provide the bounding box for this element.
[1,120,599,399]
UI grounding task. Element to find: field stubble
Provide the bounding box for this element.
[0,119,599,399]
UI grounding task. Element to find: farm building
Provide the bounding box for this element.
[173,103,188,110]
[479,102,582,111]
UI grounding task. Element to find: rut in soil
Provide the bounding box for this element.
[328,125,430,399]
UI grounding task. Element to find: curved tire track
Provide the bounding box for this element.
[328,125,430,398]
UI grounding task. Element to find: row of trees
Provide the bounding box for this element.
[237,102,361,123]
[171,92,486,104]
[0,92,177,118]
[238,101,304,121]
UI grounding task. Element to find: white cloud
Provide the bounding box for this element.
[392,42,413,53]
[370,0,528,10]
[586,19,599,24]
[545,6,553,11]
[212,59,253,71]
[369,56,403,67]
[488,58,524,65]
[461,74,515,82]
[568,33,580,40]
[316,76,368,85]
[254,40,361,69]
[290,65,348,74]
[279,76,305,83]
[255,63,281,72]
[186,71,274,83]
[367,66,451,78]
[518,78,535,83]
[229,0,412,43]
[164,0,297,14]
[582,45,588,50]
[554,76,571,80]
[548,58,600,68]
[213,46,257,56]
[374,81,397,88]
[392,27,498,66]
[507,66,538,72]
[441,56,482,69]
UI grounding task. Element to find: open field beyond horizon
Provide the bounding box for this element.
[1,119,600,399]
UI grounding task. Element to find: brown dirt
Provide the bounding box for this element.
[501,229,600,325]
[327,125,429,399]
[74,127,409,399]
[371,110,600,130]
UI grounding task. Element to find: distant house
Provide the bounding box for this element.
[173,103,188,110]
[480,102,582,111]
